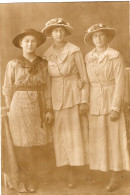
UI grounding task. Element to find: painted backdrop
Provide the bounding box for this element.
[0,1,129,105]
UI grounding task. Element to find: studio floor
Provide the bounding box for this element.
[1,168,130,195]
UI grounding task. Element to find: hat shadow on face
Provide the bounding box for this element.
[90,30,111,46]
[18,35,37,48]
[48,26,68,38]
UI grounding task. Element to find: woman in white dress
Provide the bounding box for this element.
[2,29,53,192]
[80,23,130,191]
[42,18,89,187]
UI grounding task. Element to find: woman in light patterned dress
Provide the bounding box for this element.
[42,18,89,188]
[80,23,130,192]
[2,29,53,193]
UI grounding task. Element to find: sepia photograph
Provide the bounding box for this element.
[0,1,130,195]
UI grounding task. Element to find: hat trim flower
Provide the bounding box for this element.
[84,23,117,45]
[42,18,73,37]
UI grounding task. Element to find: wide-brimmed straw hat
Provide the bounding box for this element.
[41,18,73,37]
[84,23,117,45]
[13,28,46,48]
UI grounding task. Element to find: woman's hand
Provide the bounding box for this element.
[5,99,11,117]
[7,111,10,117]
[79,103,89,115]
[5,97,12,108]
[78,79,84,89]
[45,112,54,124]
[110,110,119,121]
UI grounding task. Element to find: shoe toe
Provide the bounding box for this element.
[68,183,76,189]
[26,187,35,193]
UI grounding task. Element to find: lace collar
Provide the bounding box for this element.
[86,46,119,63]
[90,46,109,63]
[52,42,68,55]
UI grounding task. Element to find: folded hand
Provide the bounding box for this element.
[45,112,54,124]
[79,103,89,115]
[110,110,119,121]
[78,79,84,89]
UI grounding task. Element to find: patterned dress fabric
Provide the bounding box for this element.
[3,56,52,147]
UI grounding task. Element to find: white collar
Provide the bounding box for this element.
[92,46,109,62]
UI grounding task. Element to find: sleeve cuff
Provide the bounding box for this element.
[111,107,120,112]
[80,100,89,105]
[46,109,53,114]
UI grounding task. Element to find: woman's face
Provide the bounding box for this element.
[20,35,38,54]
[51,27,66,43]
[92,31,108,48]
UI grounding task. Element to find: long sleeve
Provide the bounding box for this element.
[74,51,89,104]
[2,60,15,107]
[111,55,125,112]
[43,65,52,111]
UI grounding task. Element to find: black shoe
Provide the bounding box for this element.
[106,172,120,192]
[68,183,76,189]
[26,182,36,193]
[106,181,119,192]
[106,185,118,192]
[26,186,35,193]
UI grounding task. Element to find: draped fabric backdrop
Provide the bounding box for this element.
[0,1,129,105]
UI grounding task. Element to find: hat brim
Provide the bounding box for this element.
[84,28,117,45]
[42,24,73,37]
[13,31,46,48]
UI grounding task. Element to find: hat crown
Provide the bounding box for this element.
[87,23,108,33]
[45,18,70,27]
[20,28,38,34]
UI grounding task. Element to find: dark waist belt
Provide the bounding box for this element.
[13,86,44,128]
[13,86,44,91]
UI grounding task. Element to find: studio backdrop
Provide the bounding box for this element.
[0,1,129,105]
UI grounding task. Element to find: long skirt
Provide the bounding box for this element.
[9,91,52,146]
[53,105,89,167]
[14,144,54,186]
[89,112,130,171]
[1,112,26,192]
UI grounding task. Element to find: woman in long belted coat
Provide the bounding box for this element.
[2,29,53,192]
[42,18,89,187]
[81,23,130,191]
